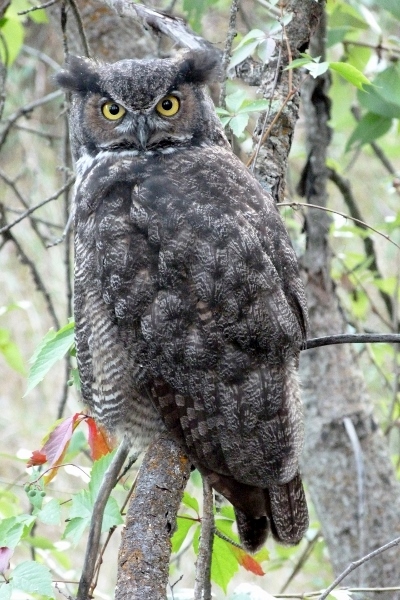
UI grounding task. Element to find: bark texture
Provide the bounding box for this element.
[115,434,190,600]
[299,11,400,597]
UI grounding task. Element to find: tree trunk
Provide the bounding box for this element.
[299,10,400,597]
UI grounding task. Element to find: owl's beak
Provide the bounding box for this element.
[136,117,150,150]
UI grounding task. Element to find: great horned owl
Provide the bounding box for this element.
[56,50,309,553]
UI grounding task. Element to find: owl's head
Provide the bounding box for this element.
[56,51,224,161]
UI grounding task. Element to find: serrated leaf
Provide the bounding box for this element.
[63,517,88,546]
[25,321,75,395]
[181,491,200,515]
[89,451,116,498]
[210,534,239,593]
[346,112,392,151]
[225,89,248,114]
[0,518,25,550]
[329,62,370,90]
[286,57,315,70]
[171,517,198,553]
[12,560,55,598]
[37,499,61,525]
[229,113,249,137]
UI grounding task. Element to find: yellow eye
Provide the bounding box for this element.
[101,101,126,121]
[156,95,180,117]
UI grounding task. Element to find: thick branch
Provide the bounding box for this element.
[115,434,190,600]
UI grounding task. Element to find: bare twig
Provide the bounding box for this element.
[17,0,60,15]
[279,530,322,593]
[194,478,214,600]
[305,333,400,350]
[343,417,365,581]
[219,0,240,109]
[22,45,61,70]
[1,225,60,329]
[278,201,400,251]
[328,166,394,320]
[0,89,63,150]
[77,436,130,600]
[103,1,215,52]
[317,536,400,600]
[66,0,91,57]
[0,177,75,235]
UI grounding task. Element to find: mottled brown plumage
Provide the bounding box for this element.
[57,51,309,552]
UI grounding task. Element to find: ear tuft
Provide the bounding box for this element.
[174,50,221,86]
[55,56,102,95]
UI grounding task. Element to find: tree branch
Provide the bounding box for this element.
[318,536,400,600]
[194,478,214,600]
[305,333,400,349]
[77,436,130,600]
[115,434,190,600]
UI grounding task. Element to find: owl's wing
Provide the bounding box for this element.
[75,147,308,550]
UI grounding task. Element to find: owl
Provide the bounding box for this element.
[56,50,309,553]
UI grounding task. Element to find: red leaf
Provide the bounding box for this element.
[0,547,13,574]
[27,450,47,467]
[86,417,113,460]
[27,413,86,482]
[232,547,265,576]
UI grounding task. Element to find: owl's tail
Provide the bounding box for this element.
[234,472,309,552]
[203,467,308,553]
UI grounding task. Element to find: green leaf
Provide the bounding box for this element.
[329,2,368,30]
[171,517,198,553]
[0,519,24,550]
[25,321,75,395]
[89,451,116,498]
[181,491,200,515]
[234,29,265,51]
[225,89,248,114]
[37,499,61,525]
[329,62,370,90]
[377,0,400,20]
[63,517,88,546]
[307,61,329,78]
[0,329,25,374]
[327,26,356,48]
[286,57,315,70]
[0,16,24,64]
[358,65,400,118]
[229,113,249,138]
[210,535,239,593]
[12,560,55,598]
[256,38,275,64]
[0,584,12,600]
[237,99,270,114]
[230,39,260,69]
[346,112,392,151]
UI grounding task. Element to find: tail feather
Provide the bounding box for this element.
[234,509,269,553]
[265,472,309,545]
